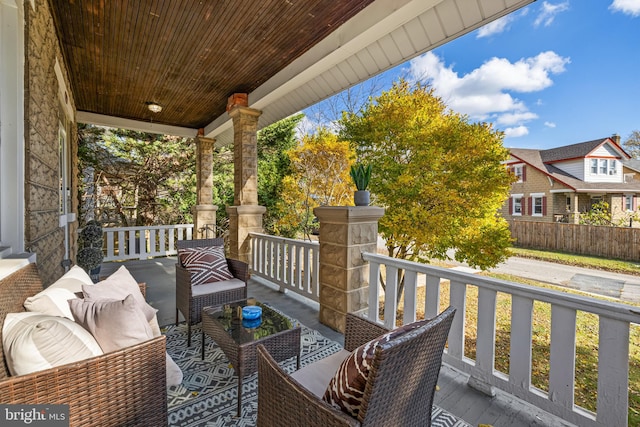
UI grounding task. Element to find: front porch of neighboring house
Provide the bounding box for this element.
[100,224,639,427]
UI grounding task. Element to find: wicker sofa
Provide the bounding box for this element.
[0,262,168,427]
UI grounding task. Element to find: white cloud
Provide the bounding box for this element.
[408,51,569,131]
[497,112,539,126]
[610,0,640,16]
[504,126,529,138]
[534,1,570,27]
[544,121,557,128]
[477,16,512,38]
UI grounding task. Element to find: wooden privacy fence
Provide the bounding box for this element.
[508,220,640,261]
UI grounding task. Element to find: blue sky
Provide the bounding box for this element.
[305,1,640,151]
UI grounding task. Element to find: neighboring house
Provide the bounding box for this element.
[502,136,640,225]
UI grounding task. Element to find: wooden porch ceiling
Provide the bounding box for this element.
[50,0,374,130]
[50,0,535,144]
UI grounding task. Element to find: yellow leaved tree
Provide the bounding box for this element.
[340,80,514,274]
[273,128,355,238]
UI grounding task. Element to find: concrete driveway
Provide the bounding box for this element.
[483,256,640,303]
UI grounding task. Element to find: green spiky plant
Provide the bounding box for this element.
[349,163,372,191]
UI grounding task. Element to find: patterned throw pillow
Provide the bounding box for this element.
[178,246,234,286]
[322,318,430,418]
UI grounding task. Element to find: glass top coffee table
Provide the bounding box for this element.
[201,299,301,417]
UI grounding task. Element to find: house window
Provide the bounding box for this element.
[625,195,634,211]
[513,165,523,183]
[591,158,618,176]
[566,196,571,211]
[511,195,523,215]
[531,193,545,216]
[599,159,607,174]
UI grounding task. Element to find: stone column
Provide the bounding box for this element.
[570,193,580,224]
[226,94,265,263]
[227,205,266,263]
[192,135,218,238]
[314,206,385,333]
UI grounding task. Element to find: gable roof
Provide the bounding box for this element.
[540,138,610,163]
[509,137,638,193]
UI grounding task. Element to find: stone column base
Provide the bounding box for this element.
[192,205,218,239]
[227,205,266,264]
[314,206,385,332]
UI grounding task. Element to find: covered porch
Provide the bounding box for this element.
[100,256,572,427]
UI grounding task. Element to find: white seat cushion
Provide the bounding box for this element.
[2,312,103,376]
[23,265,93,319]
[290,349,351,398]
[191,278,245,297]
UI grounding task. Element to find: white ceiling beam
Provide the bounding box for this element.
[77,111,198,138]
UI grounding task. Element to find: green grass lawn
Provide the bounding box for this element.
[509,247,640,276]
[380,272,640,425]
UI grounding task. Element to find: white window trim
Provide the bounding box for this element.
[0,0,26,253]
[624,194,634,212]
[513,165,523,183]
[531,192,545,217]
[511,193,523,216]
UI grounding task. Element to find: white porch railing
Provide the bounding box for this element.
[362,252,639,427]
[249,232,320,302]
[102,224,194,261]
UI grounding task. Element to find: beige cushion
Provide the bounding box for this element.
[69,294,154,353]
[2,312,103,376]
[323,319,430,418]
[82,265,157,322]
[23,265,94,319]
[178,246,234,286]
[145,311,182,387]
[23,287,78,320]
[291,349,351,398]
[191,278,245,297]
[48,265,94,293]
[165,352,183,387]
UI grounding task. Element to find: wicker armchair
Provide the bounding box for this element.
[0,263,168,427]
[257,307,456,427]
[175,238,248,346]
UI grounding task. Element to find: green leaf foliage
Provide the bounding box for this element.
[77,125,196,226]
[340,80,514,269]
[257,114,304,235]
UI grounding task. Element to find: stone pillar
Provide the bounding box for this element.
[226,95,265,263]
[192,135,218,238]
[227,205,266,263]
[570,193,580,224]
[314,206,385,333]
[228,102,261,206]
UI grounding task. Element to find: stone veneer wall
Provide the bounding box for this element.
[24,0,77,285]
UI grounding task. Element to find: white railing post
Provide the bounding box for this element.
[248,233,320,302]
[360,251,639,427]
[102,224,194,261]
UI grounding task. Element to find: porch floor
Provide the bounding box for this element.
[101,258,574,427]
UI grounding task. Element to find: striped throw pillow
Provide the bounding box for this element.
[2,312,103,376]
[322,318,430,418]
[178,246,233,285]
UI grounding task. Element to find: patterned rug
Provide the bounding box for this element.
[165,319,471,427]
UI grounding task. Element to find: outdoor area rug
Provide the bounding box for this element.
[165,318,471,427]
